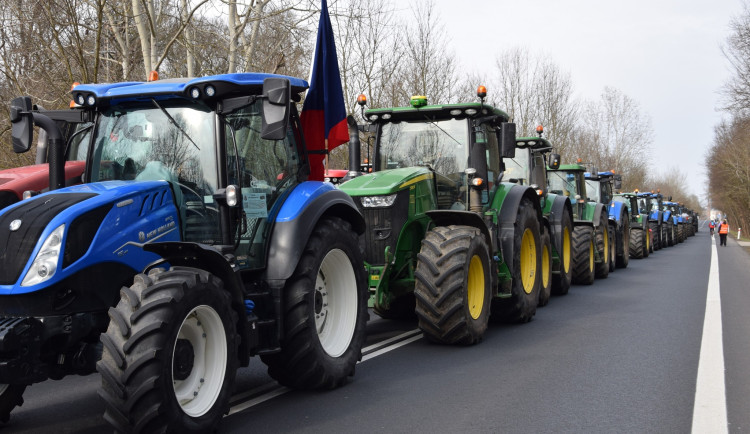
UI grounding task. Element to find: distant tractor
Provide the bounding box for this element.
[585,170,629,269]
[613,191,651,259]
[505,132,574,299]
[340,88,545,345]
[547,162,613,284]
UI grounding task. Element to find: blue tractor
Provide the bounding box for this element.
[584,170,627,269]
[1,74,368,431]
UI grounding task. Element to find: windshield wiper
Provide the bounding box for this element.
[422,115,464,147]
[151,98,200,150]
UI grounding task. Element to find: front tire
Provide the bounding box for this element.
[261,217,368,389]
[98,267,239,433]
[538,229,552,307]
[572,226,595,285]
[630,228,645,259]
[595,214,610,279]
[615,214,630,268]
[492,198,541,323]
[414,225,492,345]
[551,210,573,296]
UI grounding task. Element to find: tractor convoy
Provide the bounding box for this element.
[0,76,699,431]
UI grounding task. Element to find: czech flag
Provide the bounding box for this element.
[300,0,349,181]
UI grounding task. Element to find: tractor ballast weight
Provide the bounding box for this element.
[340,93,545,345]
[0,73,369,431]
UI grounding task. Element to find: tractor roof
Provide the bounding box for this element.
[71,73,308,107]
[515,137,553,151]
[549,163,586,172]
[584,171,615,180]
[365,102,509,123]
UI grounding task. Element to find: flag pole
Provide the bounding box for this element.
[325,138,329,176]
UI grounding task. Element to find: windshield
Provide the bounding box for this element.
[505,147,529,184]
[90,101,219,243]
[586,180,600,202]
[548,171,578,197]
[377,118,468,174]
[650,198,660,211]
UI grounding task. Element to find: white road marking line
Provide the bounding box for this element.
[226,329,423,416]
[691,237,728,433]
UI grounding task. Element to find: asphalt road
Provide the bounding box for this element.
[5,225,749,433]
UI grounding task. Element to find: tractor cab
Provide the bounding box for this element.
[547,163,588,220]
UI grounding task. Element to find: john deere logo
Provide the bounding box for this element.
[9,219,21,231]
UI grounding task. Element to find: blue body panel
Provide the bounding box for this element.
[0,181,181,295]
[275,181,336,222]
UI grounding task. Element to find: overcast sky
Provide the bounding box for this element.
[417,0,744,200]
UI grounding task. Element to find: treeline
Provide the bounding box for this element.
[708,0,750,232]
[0,0,698,209]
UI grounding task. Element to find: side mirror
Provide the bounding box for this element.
[549,153,561,170]
[499,122,516,158]
[614,174,622,190]
[261,78,291,140]
[10,96,33,153]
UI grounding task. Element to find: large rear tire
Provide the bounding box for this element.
[0,384,25,423]
[491,198,541,323]
[630,228,645,259]
[595,214,610,279]
[571,225,595,285]
[615,213,630,268]
[98,267,239,433]
[551,210,573,296]
[538,229,552,307]
[262,217,368,389]
[414,225,492,345]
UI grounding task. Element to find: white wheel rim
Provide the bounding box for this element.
[315,248,358,357]
[172,305,227,417]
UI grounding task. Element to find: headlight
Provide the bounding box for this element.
[22,224,65,287]
[360,194,397,208]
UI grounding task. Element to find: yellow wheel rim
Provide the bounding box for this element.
[542,241,550,290]
[562,227,571,273]
[467,255,485,320]
[645,232,650,251]
[588,239,595,272]
[520,228,537,294]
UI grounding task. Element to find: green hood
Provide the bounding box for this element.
[339,167,432,197]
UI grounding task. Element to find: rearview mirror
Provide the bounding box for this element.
[261,77,291,140]
[499,122,516,158]
[549,153,561,170]
[10,96,33,153]
[614,174,622,190]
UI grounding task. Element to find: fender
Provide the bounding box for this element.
[497,184,543,274]
[592,203,608,227]
[547,195,572,257]
[266,182,364,282]
[425,210,494,251]
[608,200,627,227]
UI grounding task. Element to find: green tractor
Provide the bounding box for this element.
[505,131,574,299]
[546,162,613,285]
[339,90,544,345]
[612,191,651,259]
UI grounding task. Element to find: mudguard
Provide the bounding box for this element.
[425,209,494,251]
[265,181,364,282]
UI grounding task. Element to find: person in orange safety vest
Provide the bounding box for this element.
[718,219,729,246]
